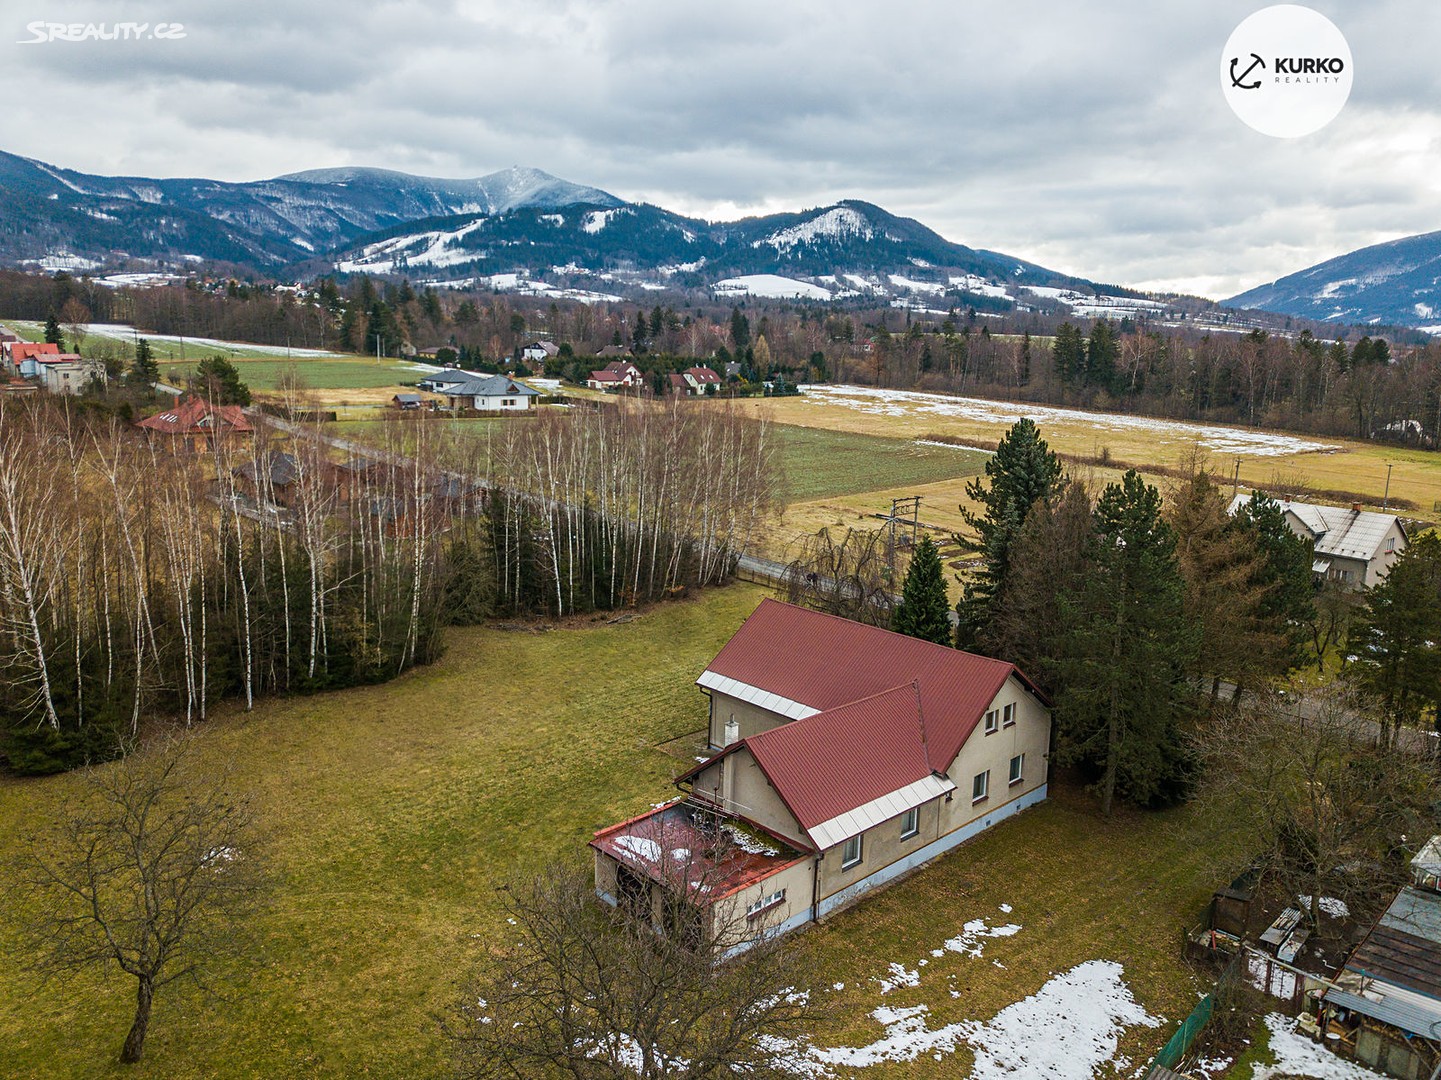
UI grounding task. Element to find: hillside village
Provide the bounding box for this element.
[0,287,1438,1080]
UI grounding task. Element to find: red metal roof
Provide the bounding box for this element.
[137,396,253,435]
[702,598,1038,768]
[744,683,935,831]
[685,366,721,383]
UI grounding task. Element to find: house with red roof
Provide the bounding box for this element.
[681,366,722,394]
[586,359,643,391]
[592,598,1052,951]
[136,395,254,453]
[6,341,61,378]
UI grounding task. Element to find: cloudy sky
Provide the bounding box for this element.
[5,0,1440,298]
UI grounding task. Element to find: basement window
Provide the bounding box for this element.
[746,888,786,919]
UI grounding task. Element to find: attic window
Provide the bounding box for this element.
[984,709,999,734]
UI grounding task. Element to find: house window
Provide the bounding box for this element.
[900,807,919,839]
[502,398,515,407]
[1002,703,1016,727]
[1386,538,1396,553]
[841,834,863,869]
[746,888,786,918]
[972,770,990,803]
[984,709,999,734]
[1009,753,1025,785]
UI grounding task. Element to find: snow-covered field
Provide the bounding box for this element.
[79,323,348,357]
[799,384,1341,457]
[714,274,834,300]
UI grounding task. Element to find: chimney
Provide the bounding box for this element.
[1352,504,1362,513]
[723,718,740,747]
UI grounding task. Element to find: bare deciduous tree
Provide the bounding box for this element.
[445,866,817,1080]
[1193,685,1439,930]
[7,739,265,1064]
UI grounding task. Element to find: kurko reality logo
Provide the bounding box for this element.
[1221,5,1352,137]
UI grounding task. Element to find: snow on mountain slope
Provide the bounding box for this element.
[335,218,488,273]
[714,274,833,300]
[754,206,875,253]
[1227,228,1441,327]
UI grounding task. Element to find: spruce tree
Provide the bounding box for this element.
[1085,319,1119,391]
[1057,470,1199,815]
[44,314,62,347]
[1232,492,1315,670]
[1349,532,1441,748]
[956,419,1066,650]
[1051,322,1085,387]
[191,355,251,406]
[1167,467,1282,701]
[127,338,160,390]
[891,536,952,646]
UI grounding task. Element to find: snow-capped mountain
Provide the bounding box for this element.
[0,152,622,271]
[1,152,1172,314]
[1227,229,1441,329]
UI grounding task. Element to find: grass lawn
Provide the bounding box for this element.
[0,583,1245,1079]
[158,357,428,392]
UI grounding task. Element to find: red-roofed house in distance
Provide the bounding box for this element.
[592,598,1053,952]
[136,396,254,453]
[586,359,643,391]
[5,341,60,378]
[681,366,722,394]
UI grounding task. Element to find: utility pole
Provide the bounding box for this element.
[372,332,384,363]
[1232,458,1241,501]
[1383,463,1393,511]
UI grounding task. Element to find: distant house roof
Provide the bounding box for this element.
[34,353,85,365]
[136,396,253,436]
[685,366,722,384]
[681,599,1047,846]
[524,340,560,356]
[234,451,300,488]
[393,393,422,405]
[667,373,689,391]
[10,342,60,361]
[588,369,625,383]
[595,345,632,358]
[438,374,540,398]
[1227,494,1404,562]
[418,368,486,388]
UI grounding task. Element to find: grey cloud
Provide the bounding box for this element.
[1,0,1438,297]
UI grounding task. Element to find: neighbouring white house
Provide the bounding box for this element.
[1227,493,1407,589]
[679,366,722,394]
[592,599,1052,952]
[417,368,487,393]
[37,353,106,395]
[520,340,560,364]
[438,373,540,411]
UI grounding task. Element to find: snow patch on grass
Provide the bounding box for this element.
[799,384,1339,457]
[1252,1013,1389,1079]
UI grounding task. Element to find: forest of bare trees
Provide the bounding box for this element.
[0,395,774,774]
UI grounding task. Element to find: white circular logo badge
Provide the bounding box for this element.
[1221,5,1352,137]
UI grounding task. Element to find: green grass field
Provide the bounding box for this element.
[0,583,1244,1079]
[772,423,991,502]
[156,357,426,391]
